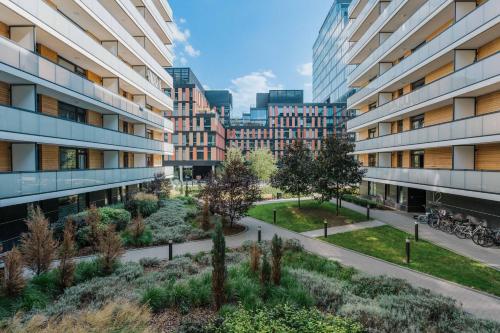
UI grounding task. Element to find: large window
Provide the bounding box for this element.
[368,127,377,139]
[58,56,86,77]
[410,114,425,130]
[59,102,86,123]
[411,78,425,91]
[60,148,87,170]
[368,153,377,167]
[411,150,424,168]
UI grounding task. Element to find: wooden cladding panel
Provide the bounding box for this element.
[426,19,453,42]
[403,84,411,95]
[0,82,10,105]
[476,91,500,115]
[477,37,500,60]
[86,70,102,85]
[0,21,8,38]
[40,145,59,171]
[359,105,369,114]
[358,154,368,167]
[358,129,369,141]
[424,147,452,169]
[153,154,163,167]
[153,130,163,141]
[391,152,397,168]
[88,149,103,169]
[403,118,411,131]
[87,110,103,127]
[0,141,11,172]
[425,105,453,126]
[402,151,410,168]
[37,44,58,62]
[39,95,58,116]
[475,144,500,171]
[425,62,453,84]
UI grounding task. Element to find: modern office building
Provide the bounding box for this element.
[313,0,354,104]
[205,90,233,126]
[227,90,352,158]
[165,68,227,180]
[0,0,175,249]
[346,0,500,222]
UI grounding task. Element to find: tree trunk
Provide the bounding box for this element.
[336,185,339,216]
[298,194,301,208]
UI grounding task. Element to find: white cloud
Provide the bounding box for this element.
[297,62,313,76]
[179,17,186,24]
[203,84,210,90]
[171,24,190,43]
[179,57,188,65]
[184,44,200,57]
[228,70,283,117]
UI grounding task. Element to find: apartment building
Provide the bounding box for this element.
[346,0,500,222]
[0,0,175,249]
[165,68,227,180]
[227,90,353,158]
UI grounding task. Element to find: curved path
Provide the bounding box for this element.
[113,215,500,322]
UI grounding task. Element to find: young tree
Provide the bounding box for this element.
[98,224,124,274]
[86,204,102,251]
[271,234,283,285]
[20,206,58,275]
[249,242,261,274]
[144,172,172,198]
[271,141,313,207]
[128,214,146,244]
[200,159,261,228]
[58,220,76,290]
[2,246,25,297]
[314,136,365,215]
[211,223,226,310]
[247,148,277,182]
[224,147,244,167]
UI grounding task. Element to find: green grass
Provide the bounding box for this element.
[321,225,500,297]
[248,200,369,232]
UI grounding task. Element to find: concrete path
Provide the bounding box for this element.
[337,200,500,269]
[300,220,385,238]
[114,216,500,322]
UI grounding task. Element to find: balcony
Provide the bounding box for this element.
[348,0,369,19]
[348,0,498,104]
[364,167,500,199]
[6,0,173,110]
[347,0,378,42]
[347,0,449,85]
[347,52,500,131]
[0,105,174,155]
[0,36,172,131]
[0,166,173,204]
[354,111,500,153]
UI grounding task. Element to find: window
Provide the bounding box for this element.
[123,152,129,168]
[58,57,86,77]
[410,114,424,130]
[397,120,404,133]
[368,102,377,110]
[123,121,129,133]
[396,186,404,204]
[58,102,86,123]
[397,88,404,97]
[368,127,377,139]
[368,153,377,167]
[397,151,403,168]
[411,78,425,91]
[368,182,377,196]
[146,154,153,167]
[60,148,87,170]
[411,150,424,168]
[146,130,153,139]
[197,151,204,160]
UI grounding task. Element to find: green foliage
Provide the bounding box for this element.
[247,148,277,181]
[64,207,131,231]
[208,303,363,333]
[342,194,385,209]
[224,147,244,166]
[74,260,106,284]
[125,197,159,218]
[121,227,153,247]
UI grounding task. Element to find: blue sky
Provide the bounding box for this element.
[169,0,332,117]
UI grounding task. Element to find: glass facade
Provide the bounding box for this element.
[313,0,355,104]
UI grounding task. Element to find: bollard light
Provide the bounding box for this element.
[258,226,262,243]
[324,220,328,238]
[273,209,277,224]
[414,221,419,242]
[366,204,370,220]
[168,239,173,260]
[405,238,411,264]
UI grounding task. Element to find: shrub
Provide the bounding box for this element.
[2,247,25,297]
[74,260,105,284]
[121,215,153,247]
[58,221,76,290]
[249,242,260,274]
[260,254,271,287]
[98,207,131,231]
[138,257,161,268]
[271,235,283,285]
[125,192,159,217]
[342,194,385,209]
[97,225,124,275]
[208,303,363,333]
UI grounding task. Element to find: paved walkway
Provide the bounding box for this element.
[300,220,385,238]
[116,216,500,322]
[337,200,500,269]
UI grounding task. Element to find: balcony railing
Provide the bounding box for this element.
[0,105,173,155]
[8,0,172,110]
[348,0,450,86]
[346,0,407,64]
[348,0,498,106]
[347,52,500,130]
[0,166,173,200]
[364,167,500,195]
[355,111,500,152]
[347,0,378,40]
[0,36,172,130]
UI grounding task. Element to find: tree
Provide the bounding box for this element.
[20,206,58,275]
[98,224,124,274]
[2,246,25,297]
[58,220,76,290]
[271,234,283,285]
[144,172,172,199]
[200,158,261,228]
[313,136,365,215]
[86,204,102,251]
[271,141,313,207]
[224,147,244,166]
[201,200,211,231]
[250,242,261,273]
[128,214,146,244]
[211,223,226,310]
[247,148,277,182]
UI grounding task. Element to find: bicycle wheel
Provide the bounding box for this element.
[455,226,467,239]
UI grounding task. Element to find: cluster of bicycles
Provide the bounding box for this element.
[414,206,500,247]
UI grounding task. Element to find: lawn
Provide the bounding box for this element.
[248,200,368,232]
[321,225,500,297]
